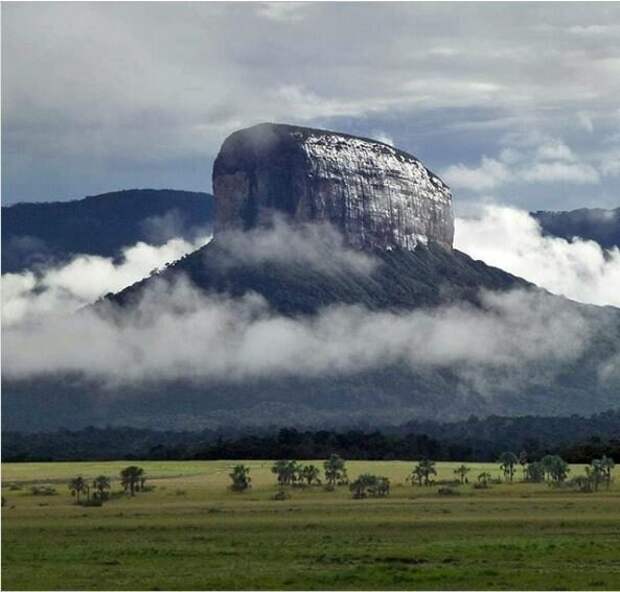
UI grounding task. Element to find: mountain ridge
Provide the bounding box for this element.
[532,206,620,249]
[2,188,215,273]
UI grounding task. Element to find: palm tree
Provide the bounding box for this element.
[120,466,144,496]
[519,450,528,480]
[271,460,300,486]
[301,465,321,486]
[419,459,437,486]
[373,476,390,497]
[540,455,557,481]
[453,464,470,484]
[600,456,615,488]
[271,460,289,485]
[350,474,374,499]
[408,465,425,487]
[68,476,87,504]
[549,456,570,484]
[588,460,605,491]
[539,455,569,484]
[498,452,518,482]
[525,461,545,483]
[324,454,347,487]
[229,465,252,491]
[477,472,492,487]
[92,476,111,500]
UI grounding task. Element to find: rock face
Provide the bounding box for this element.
[213,123,454,250]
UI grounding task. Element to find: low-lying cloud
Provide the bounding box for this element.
[215,217,376,275]
[2,235,210,327]
[2,275,609,388]
[2,218,618,395]
[455,205,620,307]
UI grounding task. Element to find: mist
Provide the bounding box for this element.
[215,217,376,275]
[2,234,210,327]
[3,270,614,392]
[2,218,618,393]
[455,206,620,307]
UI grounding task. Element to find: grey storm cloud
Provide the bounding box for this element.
[2,2,620,209]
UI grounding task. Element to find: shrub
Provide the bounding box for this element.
[349,474,390,499]
[8,484,22,491]
[272,489,291,501]
[30,485,57,496]
[437,487,459,496]
[569,476,593,493]
[79,497,103,507]
[229,464,252,492]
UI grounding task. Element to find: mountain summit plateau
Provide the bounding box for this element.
[213,123,454,250]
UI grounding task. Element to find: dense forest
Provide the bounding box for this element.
[3,410,619,462]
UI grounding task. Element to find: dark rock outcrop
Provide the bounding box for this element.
[213,123,454,250]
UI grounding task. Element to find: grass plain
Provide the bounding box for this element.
[2,460,619,590]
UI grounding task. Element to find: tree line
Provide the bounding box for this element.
[228,452,615,499]
[4,410,619,463]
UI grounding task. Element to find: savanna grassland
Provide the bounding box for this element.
[2,460,619,590]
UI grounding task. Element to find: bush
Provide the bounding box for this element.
[229,464,252,492]
[437,487,459,496]
[473,482,490,490]
[349,474,390,499]
[30,485,57,496]
[568,476,593,493]
[272,489,291,501]
[8,484,22,491]
[79,497,103,507]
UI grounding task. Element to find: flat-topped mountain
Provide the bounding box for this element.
[3,125,619,432]
[213,123,454,250]
[2,189,215,273]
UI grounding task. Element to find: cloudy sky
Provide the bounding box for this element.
[2,2,619,212]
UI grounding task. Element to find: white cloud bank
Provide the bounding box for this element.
[2,276,606,388]
[2,235,210,327]
[216,218,376,275]
[2,219,618,389]
[455,206,620,307]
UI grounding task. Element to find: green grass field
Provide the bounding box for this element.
[2,460,619,590]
